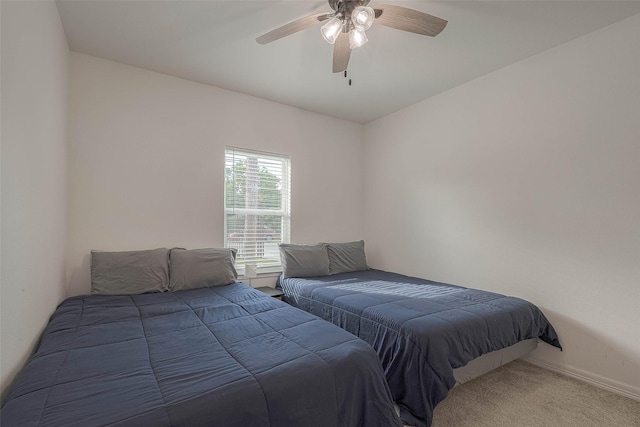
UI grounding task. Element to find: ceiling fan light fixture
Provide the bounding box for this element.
[349,28,368,49]
[321,16,343,44]
[352,6,375,31]
[256,0,448,74]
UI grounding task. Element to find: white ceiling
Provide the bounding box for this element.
[56,1,640,123]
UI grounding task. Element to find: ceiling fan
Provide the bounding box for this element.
[256,0,447,73]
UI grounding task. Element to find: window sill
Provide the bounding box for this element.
[238,267,282,281]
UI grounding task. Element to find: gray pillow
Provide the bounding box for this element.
[279,243,330,279]
[91,248,170,295]
[169,248,238,291]
[326,240,369,275]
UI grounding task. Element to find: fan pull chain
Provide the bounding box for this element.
[344,70,352,86]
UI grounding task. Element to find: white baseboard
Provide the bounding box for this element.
[523,356,640,402]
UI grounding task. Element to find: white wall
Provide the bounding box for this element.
[364,14,640,398]
[1,1,69,398]
[67,53,364,296]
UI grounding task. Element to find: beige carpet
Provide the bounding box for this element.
[426,360,640,427]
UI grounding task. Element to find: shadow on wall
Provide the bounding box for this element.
[67,254,91,296]
[525,309,640,398]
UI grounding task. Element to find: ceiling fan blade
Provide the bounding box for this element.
[332,31,351,73]
[374,5,447,37]
[256,13,331,45]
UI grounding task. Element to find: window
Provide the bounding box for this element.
[224,147,290,272]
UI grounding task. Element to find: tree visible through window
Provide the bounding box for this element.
[224,148,290,272]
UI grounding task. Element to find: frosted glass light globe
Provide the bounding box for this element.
[321,17,344,44]
[352,6,375,31]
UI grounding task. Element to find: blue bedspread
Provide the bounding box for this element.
[1,283,402,427]
[278,269,561,427]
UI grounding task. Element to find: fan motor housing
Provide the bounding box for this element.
[329,0,371,12]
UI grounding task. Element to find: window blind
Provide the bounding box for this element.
[224,148,290,272]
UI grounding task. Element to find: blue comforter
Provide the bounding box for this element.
[278,269,561,427]
[1,283,402,427]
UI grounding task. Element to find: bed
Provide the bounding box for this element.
[278,268,562,427]
[1,248,403,427]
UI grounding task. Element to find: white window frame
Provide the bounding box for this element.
[224,147,290,274]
